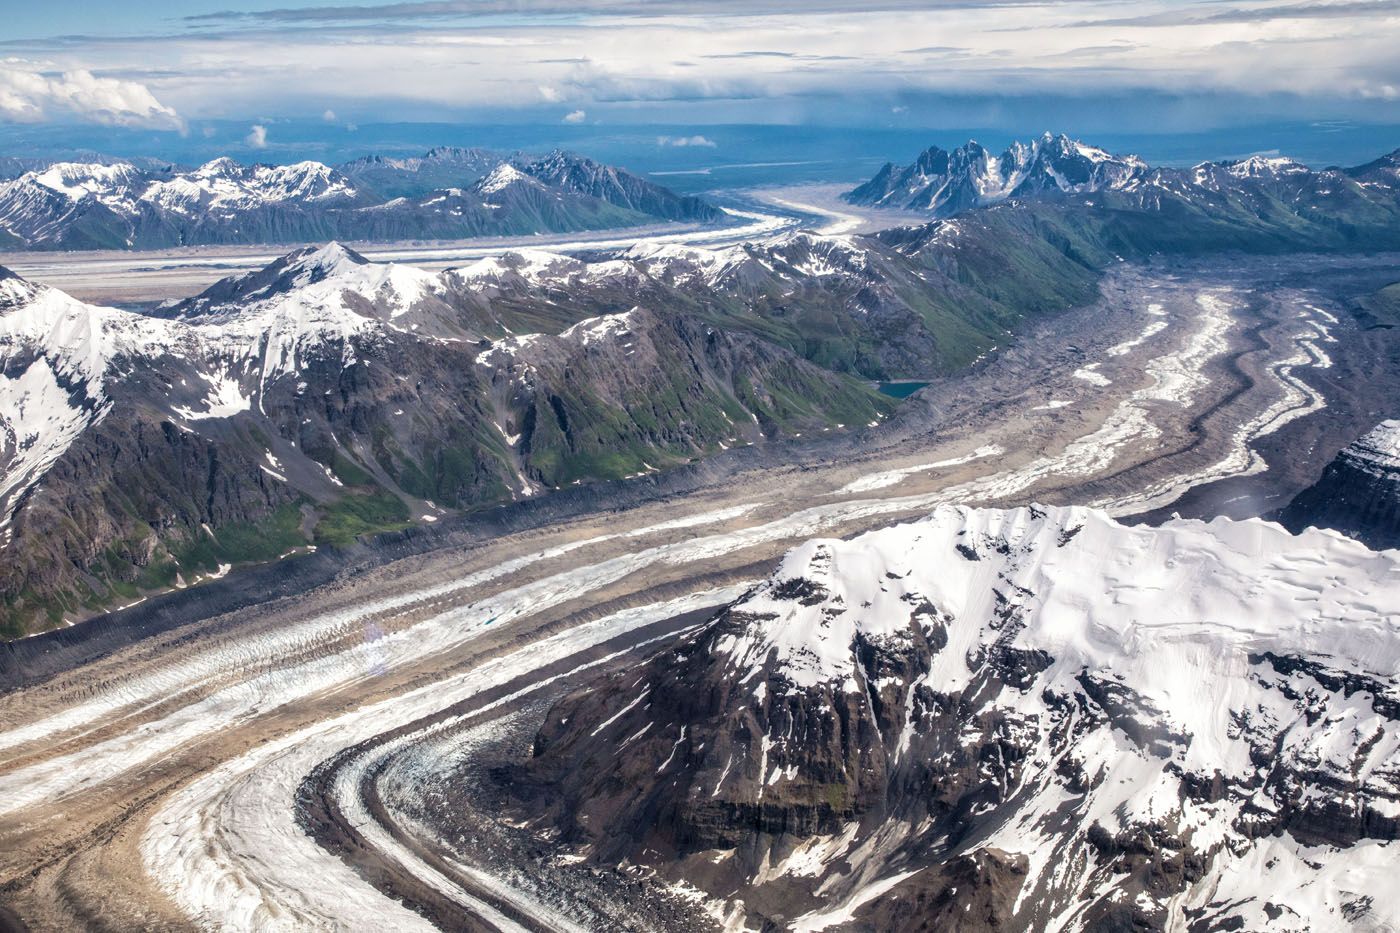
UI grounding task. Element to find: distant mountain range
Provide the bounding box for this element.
[0,148,723,251]
[847,131,1400,222]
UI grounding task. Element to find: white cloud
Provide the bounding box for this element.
[657,134,717,147]
[0,64,183,131]
[245,124,268,148]
[322,108,337,122]
[11,1,1400,129]
[562,108,586,123]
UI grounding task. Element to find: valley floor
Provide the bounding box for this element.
[0,186,934,305]
[0,253,1397,930]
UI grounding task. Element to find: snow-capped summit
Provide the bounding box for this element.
[171,241,374,312]
[192,156,242,179]
[140,159,358,216]
[476,163,535,195]
[1222,154,1311,178]
[255,161,355,201]
[845,132,1150,214]
[171,242,444,359]
[282,241,372,286]
[0,267,177,393]
[27,162,144,201]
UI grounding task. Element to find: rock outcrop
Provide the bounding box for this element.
[1278,420,1400,550]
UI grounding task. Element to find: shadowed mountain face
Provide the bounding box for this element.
[0,149,725,251]
[1277,420,1400,550]
[513,505,1400,931]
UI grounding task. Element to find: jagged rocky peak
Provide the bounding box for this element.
[173,241,374,312]
[517,504,1400,930]
[845,131,1149,214]
[515,148,724,221]
[1345,419,1400,471]
[1278,420,1400,550]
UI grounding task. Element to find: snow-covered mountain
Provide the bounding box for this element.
[0,150,723,251]
[846,134,1400,222]
[846,132,1149,213]
[520,504,1400,931]
[140,158,359,216]
[0,244,894,635]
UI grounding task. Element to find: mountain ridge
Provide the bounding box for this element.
[0,149,725,251]
[0,247,894,636]
[846,132,1400,221]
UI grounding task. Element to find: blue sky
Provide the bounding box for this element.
[2,0,1399,141]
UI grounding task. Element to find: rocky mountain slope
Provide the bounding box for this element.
[847,133,1400,234]
[0,149,723,251]
[0,244,891,636]
[515,504,1400,931]
[1278,420,1400,550]
[337,146,501,199]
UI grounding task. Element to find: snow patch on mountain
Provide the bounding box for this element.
[172,372,252,421]
[457,249,582,285]
[0,358,98,537]
[560,308,637,347]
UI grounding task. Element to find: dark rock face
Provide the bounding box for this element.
[507,506,1400,931]
[1277,420,1400,549]
[518,150,722,223]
